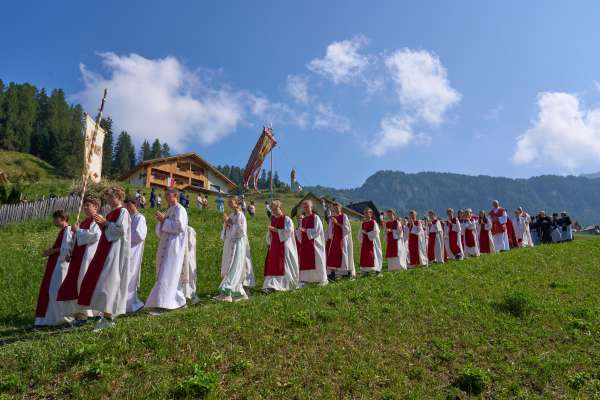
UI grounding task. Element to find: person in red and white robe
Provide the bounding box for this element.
[326,203,355,280]
[358,208,382,276]
[78,186,131,331]
[57,196,101,324]
[296,200,328,286]
[407,210,427,267]
[477,210,496,254]
[384,210,407,271]
[463,209,480,257]
[488,200,510,252]
[263,200,300,292]
[35,210,73,327]
[444,208,464,261]
[427,210,444,263]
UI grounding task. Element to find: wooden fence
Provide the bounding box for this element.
[0,196,110,226]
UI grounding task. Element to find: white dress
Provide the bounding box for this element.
[146,203,188,310]
[463,218,480,257]
[181,226,199,302]
[35,227,74,326]
[428,220,445,263]
[295,214,329,284]
[326,214,356,277]
[127,212,146,313]
[384,221,407,271]
[263,216,300,291]
[79,207,131,316]
[444,218,464,260]
[358,221,383,272]
[219,211,254,297]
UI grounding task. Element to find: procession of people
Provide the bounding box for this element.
[33,187,574,331]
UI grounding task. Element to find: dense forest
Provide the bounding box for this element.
[0,79,171,180]
[307,170,600,225]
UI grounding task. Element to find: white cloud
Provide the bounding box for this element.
[594,80,600,93]
[484,104,503,120]
[513,92,600,169]
[369,115,415,156]
[384,48,460,126]
[307,35,370,84]
[286,75,309,104]
[313,104,351,132]
[73,52,304,151]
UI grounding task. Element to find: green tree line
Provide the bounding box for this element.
[0,79,172,179]
[216,165,288,194]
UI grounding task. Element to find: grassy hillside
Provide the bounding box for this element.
[0,192,599,399]
[0,151,60,182]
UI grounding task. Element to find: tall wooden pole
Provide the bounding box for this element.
[75,89,108,224]
[269,145,274,204]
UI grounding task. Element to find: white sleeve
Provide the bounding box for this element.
[277,217,294,242]
[76,222,101,246]
[131,216,147,246]
[230,213,246,239]
[342,215,352,236]
[161,206,187,235]
[295,228,302,242]
[106,209,128,242]
[367,223,379,240]
[393,225,401,240]
[499,211,508,224]
[306,216,323,240]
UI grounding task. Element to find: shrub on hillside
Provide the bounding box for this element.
[453,366,490,395]
[174,363,218,398]
[495,291,534,317]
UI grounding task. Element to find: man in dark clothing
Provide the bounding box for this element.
[150,188,156,208]
[537,211,553,244]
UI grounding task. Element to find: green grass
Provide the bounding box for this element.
[0,191,599,399]
[0,151,60,182]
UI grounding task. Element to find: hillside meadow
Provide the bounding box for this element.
[0,191,598,399]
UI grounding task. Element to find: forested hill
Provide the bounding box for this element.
[306,170,600,224]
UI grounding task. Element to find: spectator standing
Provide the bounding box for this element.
[248,201,256,218]
[150,188,156,208]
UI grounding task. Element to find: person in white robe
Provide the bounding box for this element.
[125,199,146,313]
[511,208,527,248]
[296,200,328,286]
[181,225,200,304]
[427,211,445,263]
[463,209,480,257]
[263,200,300,292]
[215,197,254,301]
[489,200,510,252]
[384,210,407,271]
[358,208,383,276]
[407,210,428,267]
[57,196,101,323]
[145,189,188,313]
[35,210,73,327]
[78,187,130,331]
[444,208,464,261]
[326,202,356,280]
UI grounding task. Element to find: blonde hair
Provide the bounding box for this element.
[104,186,125,201]
[271,200,282,209]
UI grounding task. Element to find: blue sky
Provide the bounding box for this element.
[3,1,600,188]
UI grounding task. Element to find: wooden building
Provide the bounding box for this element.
[120,153,236,194]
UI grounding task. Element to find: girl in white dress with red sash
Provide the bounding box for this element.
[358,208,382,276]
[296,200,328,286]
[427,210,445,264]
[384,210,407,271]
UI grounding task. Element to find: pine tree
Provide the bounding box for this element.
[0,82,38,152]
[161,142,171,157]
[139,139,151,161]
[62,104,84,178]
[113,131,136,178]
[151,139,162,159]
[100,117,114,179]
[31,89,50,159]
[46,89,74,176]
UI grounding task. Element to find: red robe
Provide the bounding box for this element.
[464,218,477,248]
[478,222,493,253]
[57,217,93,301]
[489,207,507,235]
[408,221,423,266]
[506,218,518,248]
[78,208,123,307]
[326,214,344,268]
[359,220,376,268]
[447,218,462,256]
[299,214,316,270]
[264,215,286,276]
[385,220,399,258]
[427,220,439,262]
[35,227,67,318]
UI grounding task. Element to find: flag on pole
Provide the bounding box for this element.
[166,176,175,188]
[83,112,106,183]
[242,127,277,191]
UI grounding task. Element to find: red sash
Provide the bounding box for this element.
[264,215,286,276]
[299,214,316,270]
[326,214,344,268]
[35,227,67,318]
[385,220,398,258]
[489,208,506,235]
[427,220,438,261]
[78,208,123,306]
[506,218,517,248]
[479,223,492,253]
[465,220,476,247]
[447,219,462,255]
[359,220,375,267]
[57,217,93,301]
[408,221,421,266]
